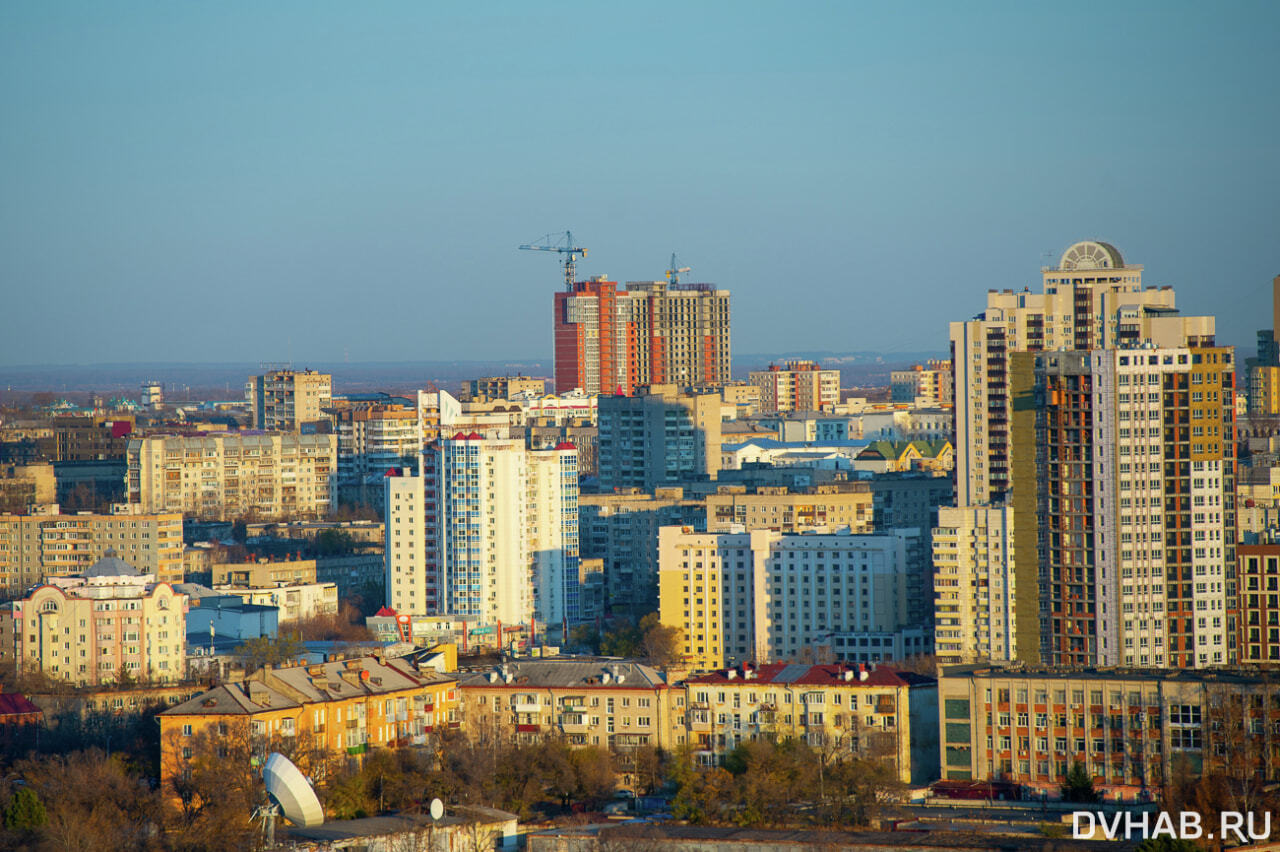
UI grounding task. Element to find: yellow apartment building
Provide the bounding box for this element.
[159,655,458,793]
[682,662,938,785]
[704,485,873,533]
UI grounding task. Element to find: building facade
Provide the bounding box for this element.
[749,361,841,414]
[385,437,580,631]
[933,505,1016,664]
[658,526,924,671]
[597,385,722,491]
[331,404,422,488]
[683,663,938,784]
[1034,346,1237,668]
[890,361,954,406]
[246,368,332,432]
[0,504,184,590]
[704,485,874,534]
[126,432,337,521]
[553,277,731,394]
[2,552,187,686]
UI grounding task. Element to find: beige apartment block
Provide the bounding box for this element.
[704,485,873,533]
[0,504,184,591]
[749,361,841,414]
[246,368,332,432]
[211,557,317,587]
[126,432,337,521]
[2,552,187,686]
[456,659,683,762]
[932,505,1016,665]
[683,662,938,784]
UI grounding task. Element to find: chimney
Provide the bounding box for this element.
[858,663,869,682]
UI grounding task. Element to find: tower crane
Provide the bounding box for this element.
[665,253,691,286]
[519,231,588,292]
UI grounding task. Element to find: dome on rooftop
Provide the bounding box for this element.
[1058,240,1125,271]
[84,550,141,577]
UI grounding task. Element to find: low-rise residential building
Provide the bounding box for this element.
[0,503,184,590]
[159,655,458,792]
[214,581,338,624]
[658,526,924,671]
[126,432,337,521]
[2,551,187,686]
[937,664,1280,798]
[212,557,317,587]
[682,662,938,784]
[456,658,682,766]
[854,439,953,475]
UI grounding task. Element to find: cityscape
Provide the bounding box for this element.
[2,4,1279,852]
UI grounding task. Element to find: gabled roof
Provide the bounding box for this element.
[0,693,42,718]
[456,658,667,690]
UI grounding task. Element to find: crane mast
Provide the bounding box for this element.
[519,231,588,291]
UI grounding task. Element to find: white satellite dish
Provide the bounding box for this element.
[263,752,325,827]
[430,798,444,821]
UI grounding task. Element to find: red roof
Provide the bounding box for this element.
[0,693,42,718]
[375,606,398,617]
[685,662,914,688]
[384,468,401,477]
[452,431,468,440]
[467,431,482,440]
[554,441,577,451]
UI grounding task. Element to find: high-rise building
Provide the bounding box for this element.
[246,368,332,432]
[597,385,722,490]
[748,361,841,413]
[658,527,925,670]
[932,504,1016,664]
[553,277,730,394]
[951,241,1215,507]
[126,433,337,521]
[331,404,422,488]
[384,437,579,632]
[1034,346,1237,668]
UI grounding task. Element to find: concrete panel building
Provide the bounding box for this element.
[932,505,1016,664]
[597,385,722,491]
[749,361,841,414]
[246,368,332,432]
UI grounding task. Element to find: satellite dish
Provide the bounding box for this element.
[263,752,325,827]
[430,798,444,821]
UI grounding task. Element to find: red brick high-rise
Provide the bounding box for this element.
[553,276,730,394]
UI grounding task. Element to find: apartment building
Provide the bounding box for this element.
[246,368,332,432]
[330,403,422,487]
[0,462,55,513]
[2,551,187,686]
[704,485,873,534]
[159,655,457,790]
[456,659,680,758]
[658,526,925,671]
[749,361,841,414]
[938,665,1280,797]
[579,488,705,615]
[891,361,954,406]
[951,240,1216,508]
[683,662,938,784]
[1034,346,1237,668]
[597,385,722,490]
[212,557,317,588]
[126,432,337,521]
[1238,544,1280,663]
[553,277,731,394]
[461,376,545,402]
[215,581,338,625]
[932,505,1016,664]
[0,503,183,590]
[385,437,579,631]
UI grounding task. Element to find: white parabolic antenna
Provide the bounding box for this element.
[263,752,325,827]
[430,798,444,821]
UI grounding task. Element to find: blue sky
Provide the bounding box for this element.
[1,1,1276,366]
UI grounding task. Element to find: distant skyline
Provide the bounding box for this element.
[2,2,1277,367]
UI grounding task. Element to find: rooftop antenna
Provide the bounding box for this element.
[519,231,588,292]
